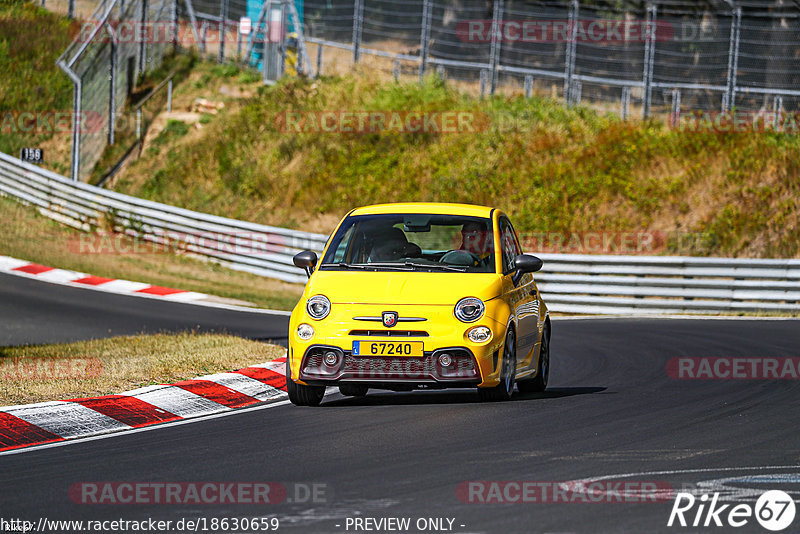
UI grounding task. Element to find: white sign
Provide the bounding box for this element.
[239,16,251,36]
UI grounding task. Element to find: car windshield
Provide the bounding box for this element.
[320,213,496,273]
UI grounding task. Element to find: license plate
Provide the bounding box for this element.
[352,340,423,357]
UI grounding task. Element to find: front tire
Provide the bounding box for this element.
[286,357,325,406]
[518,322,550,394]
[478,328,516,402]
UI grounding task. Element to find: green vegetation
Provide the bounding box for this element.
[114,72,800,258]
[0,0,77,175]
[0,333,285,405]
[0,195,304,310]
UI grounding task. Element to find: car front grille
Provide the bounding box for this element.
[348,330,429,337]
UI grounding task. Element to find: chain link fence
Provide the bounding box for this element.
[53,0,176,181]
[301,0,800,117]
[47,0,800,181]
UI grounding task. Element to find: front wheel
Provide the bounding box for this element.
[286,357,325,406]
[518,323,550,394]
[478,328,516,402]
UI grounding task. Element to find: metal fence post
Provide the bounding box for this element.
[724,6,741,111]
[171,0,179,52]
[418,0,432,82]
[167,79,173,112]
[218,0,229,63]
[479,69,488,97]
[670,88,681,127]
[201,21,208,54]
[393,59,400,81]
[621,86,630,120]
[488,0,503,94]
[642,3,656,118]
[524,75,533,98]
[71,81,81,181]
[773,95,783,131]
[68,0,74,18]
[139,0,149,78]
[352,0,363,64]
[563,0,577,107]
[317,43,324,77]
[108,32,117,145]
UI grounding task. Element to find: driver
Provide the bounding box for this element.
[460,222,493,260]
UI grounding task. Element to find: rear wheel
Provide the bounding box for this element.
[478,328,516,402]
[286,357,325,406]
[339,384,369,397]
[518,322,550,394]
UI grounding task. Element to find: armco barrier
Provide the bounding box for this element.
[0,152,326,284]
[1,152,798,315]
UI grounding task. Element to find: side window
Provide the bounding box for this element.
[499,218,521,274]
[331,225,354,263]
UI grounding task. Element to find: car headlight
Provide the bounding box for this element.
[467,326,492,343]
[306,295,331,320]
[297,323,315,340]
[454,297,484,323]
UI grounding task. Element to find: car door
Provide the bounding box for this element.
[497,216,540,372]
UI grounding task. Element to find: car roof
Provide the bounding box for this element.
[350,202,495,218]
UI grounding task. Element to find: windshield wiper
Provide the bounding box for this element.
[320,262,413,271]
[402,262,468,272]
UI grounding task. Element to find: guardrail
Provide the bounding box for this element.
[0,152,326,284]
[1,151,798,314]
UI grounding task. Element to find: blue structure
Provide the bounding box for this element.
[247,0,304,71]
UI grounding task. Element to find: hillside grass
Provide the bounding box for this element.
[0,333,285,405]
[0,195,304,310]
[113,71,800,258]
[0,0,77,175]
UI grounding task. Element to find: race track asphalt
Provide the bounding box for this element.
[2,273,800,533]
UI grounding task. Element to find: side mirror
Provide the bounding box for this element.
[293,250,318,278]
[512,254,543,285]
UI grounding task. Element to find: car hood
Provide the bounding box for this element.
[305,270,503,305]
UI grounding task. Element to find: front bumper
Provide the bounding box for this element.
[297,344,484,388]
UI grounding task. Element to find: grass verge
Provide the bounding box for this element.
[0,195,304,310]
[0,332,285,406]
[113,70,800,258]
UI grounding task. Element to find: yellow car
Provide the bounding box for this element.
[286,203,550,406]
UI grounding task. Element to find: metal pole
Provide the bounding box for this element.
[317,43,323,77]
[670,88,681,127]
[71,82,81,180]
[480,69,488,97]
[278,2,286,78]
[488,0,504,94]
[727,7,741,111]
[218,0,228,63]
[167,79,173,112]
[352,0,362,64]
[621,86,630,120]
[171,0,178,52]
[136,108,142,139]
[262,0,272,84]
[201,21,207,54]
[418,0,432,82]
[237,24,243,59]
[524,75,533,98]
[393,59,400,81]
[139,0,149,77]
[108,31,117,145]
[774,95,783,131]
[68,0,74,18]
[642,3,656,118]
[563,0,578,107]
[181,0,203,51]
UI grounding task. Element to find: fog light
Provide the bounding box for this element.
[324,351,339,366]
[297,323,314,340]
[438,353,453,367]
[468,326,492,343]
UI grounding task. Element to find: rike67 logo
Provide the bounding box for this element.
[668,490,796,531]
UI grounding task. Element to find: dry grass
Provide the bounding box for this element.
[0,332,285,406]
[0,195,305,310]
